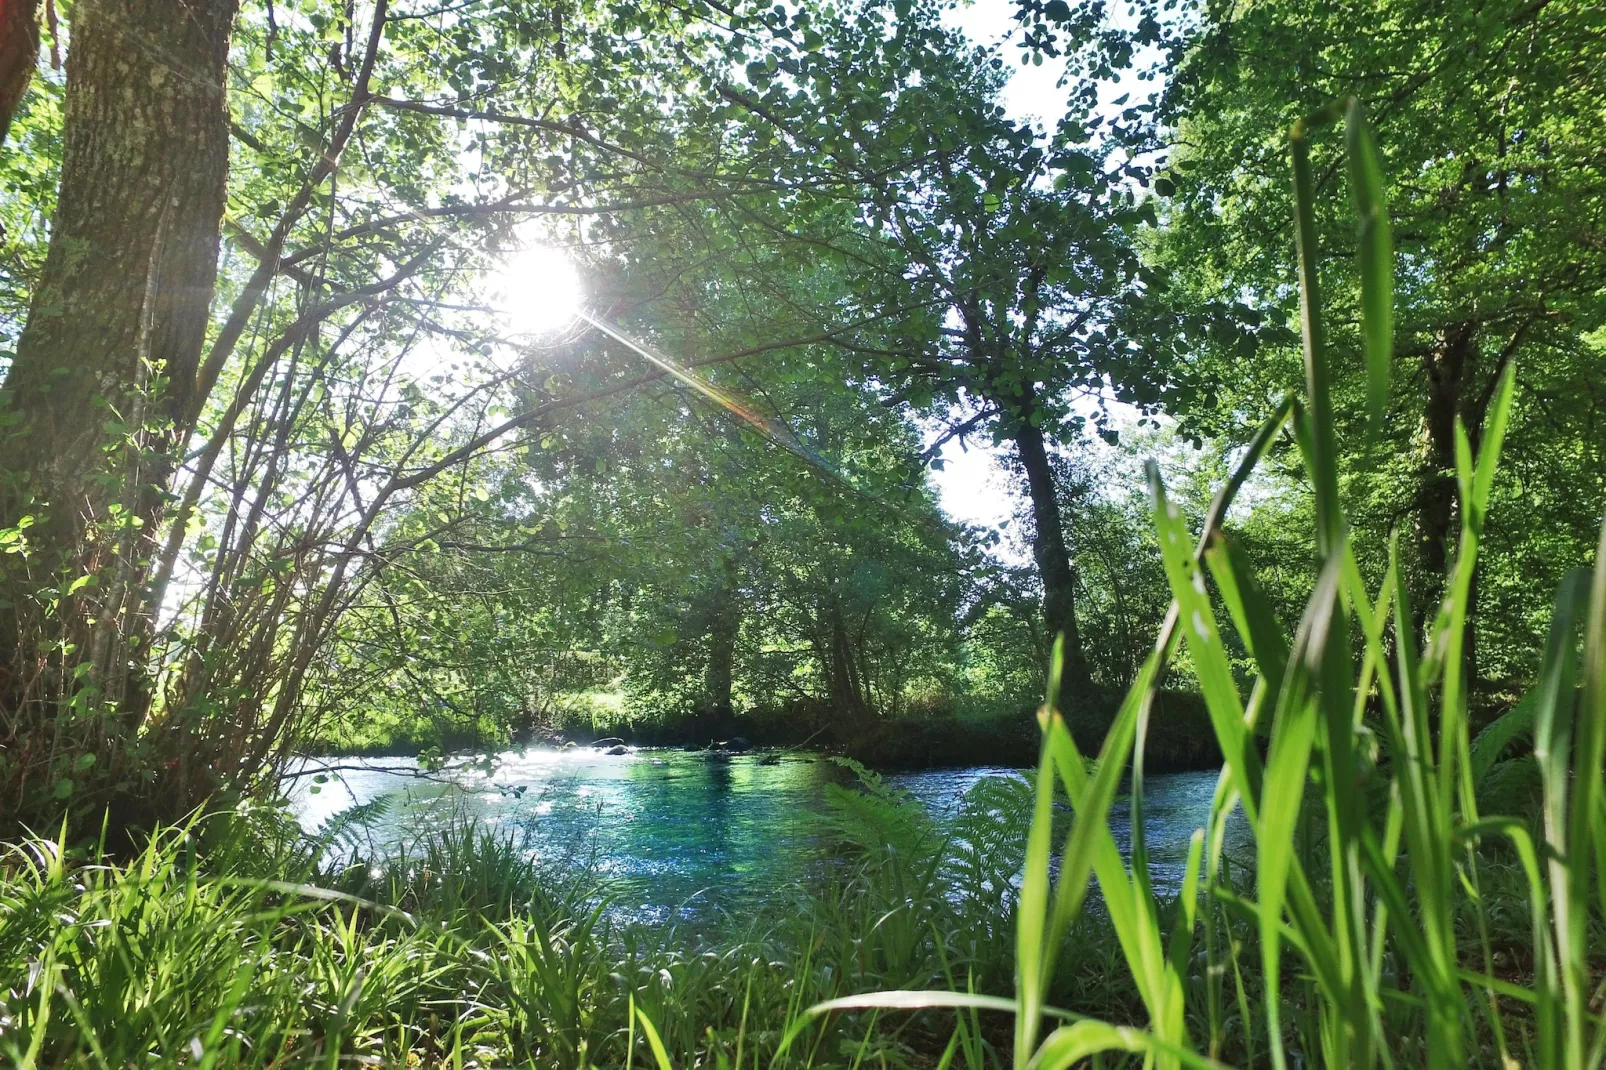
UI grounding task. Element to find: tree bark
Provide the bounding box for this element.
[0,0,39,144]
[0,0,237,701]
[1416,320,1512,684]
[1012,415,1093,696]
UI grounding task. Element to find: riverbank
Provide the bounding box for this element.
[312,688,1223,772]
[566,688,1220,771]
[5,749,1544,1067]
[0,772,1131,1067]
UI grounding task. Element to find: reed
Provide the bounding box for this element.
[806,98,1606,1068]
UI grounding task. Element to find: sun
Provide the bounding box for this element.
[488,241,583,339]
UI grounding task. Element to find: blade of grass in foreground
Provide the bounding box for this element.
[1028,1019,1232,1070]
[1533,567,1588,1066]
[1253,547,1345,1070]
[1344,97,1392,438]
[1566,514,1606,1068]
[1013,639,1064,1064]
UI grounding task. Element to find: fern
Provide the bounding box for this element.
[946,774,1034,912]
[819,757,935,859]
[1470,688,1541,781]
[313,794,394,863]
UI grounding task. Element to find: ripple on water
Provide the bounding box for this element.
[287,749,1246,924]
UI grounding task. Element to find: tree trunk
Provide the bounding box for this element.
[703,595,739,721]
[0,0,238,707]
[823,596,870,720]
[1416,323,1476,624]
[0,0,39,144]
[0,0,239,837]
[1012,416,1092,696]
[1416,320,1507,688]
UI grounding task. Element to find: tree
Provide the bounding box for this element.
[0,0,39,143]
[0,0,239,710]
[696,0,1208,696]
[0,0,887,831]
[1158,0,1606,678]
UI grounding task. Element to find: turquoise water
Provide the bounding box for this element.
[289,749,1231,923]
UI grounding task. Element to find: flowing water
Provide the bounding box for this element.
[289,748,1237,923]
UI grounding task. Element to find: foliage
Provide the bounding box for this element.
[1155,0,1606,683]
[0,0,1072,832]
[826,98,1606,1067]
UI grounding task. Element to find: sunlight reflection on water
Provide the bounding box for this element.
[287,749,1241,924]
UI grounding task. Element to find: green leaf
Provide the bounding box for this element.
[1028,1020,1145,1068]
[1028,1019,1231,1070]
[1344,98,1393,437]
[1015,682,1061,1062]
[635,1006,675,1070]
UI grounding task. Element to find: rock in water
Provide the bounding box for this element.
[605,744,629,756]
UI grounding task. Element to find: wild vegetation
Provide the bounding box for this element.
[0,0,1602,1063]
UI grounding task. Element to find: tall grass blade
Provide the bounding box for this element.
[1014,640,1063,1065]
[1205,532,1289,706]
[1343,97,1392,437]
[1289,103,1344,557]
[1148,466,1254,809]
[1533,569,1586,1060]
[1254,549,1343,1070]
[636,1005,675,1070]
[1565,514,1606,1067]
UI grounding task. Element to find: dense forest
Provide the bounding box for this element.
[0,0,1603,1064]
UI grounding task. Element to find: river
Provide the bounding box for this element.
[288,748,1236,923]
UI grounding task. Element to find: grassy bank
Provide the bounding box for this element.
[0,772,1082,1067]
[0,757,1560,1068]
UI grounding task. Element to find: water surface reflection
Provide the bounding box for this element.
[290,749,1239,922]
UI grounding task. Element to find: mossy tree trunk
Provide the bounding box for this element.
[0,0,237,815]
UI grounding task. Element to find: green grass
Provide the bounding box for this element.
[0,755,1567,1067]
[0,773,1060,1067]
[823,98,1606,1068]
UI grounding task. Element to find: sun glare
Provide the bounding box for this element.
[489,242,583,339]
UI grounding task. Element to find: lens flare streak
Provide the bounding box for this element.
[575,308,838,476]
